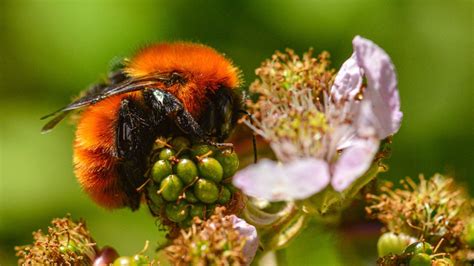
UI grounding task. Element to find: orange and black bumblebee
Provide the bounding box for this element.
[42,43,244,211]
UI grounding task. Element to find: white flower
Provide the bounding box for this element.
[234,36,402,201]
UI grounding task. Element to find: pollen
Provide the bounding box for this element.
[274,110,328,141]
[244,48,334,161]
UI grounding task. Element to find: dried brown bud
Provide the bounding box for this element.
[366,174,472,251]
[15,214,97,265]
[165,207,258,266]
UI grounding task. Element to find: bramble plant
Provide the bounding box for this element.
[367,174,473,265]
[16,36,473,265]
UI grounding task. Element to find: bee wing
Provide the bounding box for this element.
[41,110,73,133]
[41,73,176,133]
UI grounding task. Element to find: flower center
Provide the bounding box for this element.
[274,109,328,141]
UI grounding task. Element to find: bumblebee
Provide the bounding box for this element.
[42,43,243,210]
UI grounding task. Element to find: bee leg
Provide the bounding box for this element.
[116,98,155,210]
[209,141,234,150]
[144,89,208,140]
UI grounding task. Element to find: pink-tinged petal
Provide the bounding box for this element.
[330,53,363,102]
[233,159,286,201]
[356,100,378,138]
[230,215,258,265]
[353,36,403,139]
[331,138,379,191]
[233,159,330,201]
[284,158,330,199]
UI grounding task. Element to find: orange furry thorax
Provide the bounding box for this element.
[125,42,240,88]
[124,42,240,117]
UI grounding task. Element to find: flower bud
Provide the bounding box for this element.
[113,256,136,266]
[377,232,414,257]
[132,254,149,266]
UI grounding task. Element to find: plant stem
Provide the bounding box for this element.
[275,249,288,266]
[258,249,287,266]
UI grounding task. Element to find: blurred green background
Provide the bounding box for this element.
[0,0,472,265]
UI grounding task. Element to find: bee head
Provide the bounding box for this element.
[199,87,242,142]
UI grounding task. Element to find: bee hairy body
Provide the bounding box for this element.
[43,43,242,210]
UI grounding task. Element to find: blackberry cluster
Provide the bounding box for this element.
[145,137,240,228]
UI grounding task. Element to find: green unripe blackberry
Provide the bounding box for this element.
[160,175,183,201]
[206,204,216,217]
[184,190,198,203]
[146,137,241,227]
[175,159,198,184]
[377,232,410,257]
[159,148,175,160]
[113,256,137,266]
[190,144,214,157]
[179,154,191,160]
[151,160,172,183]
[189,204,206,219]
[217,186,232,204]
[170,137,191,151]
[409,253,431,266]
[404,242,433,255]
[194,179,219,204]
[178,218,193,228]
[132,254,149,265]
[225,184,239,193]
[146,183,164,205]
[214,150,239,178]
[165,202,189,223]
[198,158,223,182]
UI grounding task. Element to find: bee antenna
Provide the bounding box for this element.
[238,109,258,164]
